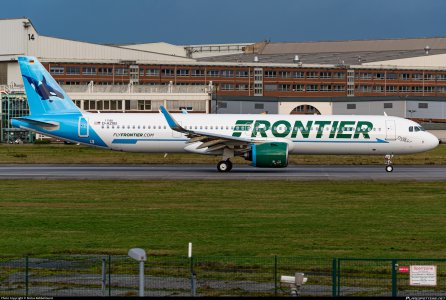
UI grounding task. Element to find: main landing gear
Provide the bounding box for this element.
[217,159,233,172]
[384,154,394,172]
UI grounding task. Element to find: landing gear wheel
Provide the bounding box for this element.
[217,160,232,172]
[384,154,394,173]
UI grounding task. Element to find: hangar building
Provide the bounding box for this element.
[1,17,446,142]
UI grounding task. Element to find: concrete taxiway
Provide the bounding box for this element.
[0,164,445,181]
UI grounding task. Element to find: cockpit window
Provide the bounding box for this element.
[409,126,413,132]
[414,127,420,132]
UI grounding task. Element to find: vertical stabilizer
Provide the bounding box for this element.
[18,56,81,115]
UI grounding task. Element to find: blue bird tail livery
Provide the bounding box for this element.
[12,56,439,172]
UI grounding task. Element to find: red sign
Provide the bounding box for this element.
[399,266,409,273]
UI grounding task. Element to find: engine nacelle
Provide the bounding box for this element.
[244,142,289,168]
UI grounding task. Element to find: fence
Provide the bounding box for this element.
[0,256,444,297]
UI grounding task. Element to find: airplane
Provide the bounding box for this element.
[12,56,440,172]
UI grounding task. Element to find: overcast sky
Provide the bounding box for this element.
[3,0,446,45]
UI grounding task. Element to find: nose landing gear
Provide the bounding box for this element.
[384,154,394,172]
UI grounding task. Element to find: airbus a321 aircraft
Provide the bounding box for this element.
[12,56,439,172]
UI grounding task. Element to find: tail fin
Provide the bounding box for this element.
[18,56,81,115]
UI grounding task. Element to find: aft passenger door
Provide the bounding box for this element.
[385,120,396,141]
[78,117,89,138]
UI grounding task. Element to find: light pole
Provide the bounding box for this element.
[128,248,147,297]
[408,109,416,118]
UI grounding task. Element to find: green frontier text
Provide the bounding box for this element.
[232,120,374,139]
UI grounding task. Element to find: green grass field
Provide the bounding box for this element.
[0,143,445,165]
[0,180,444,258]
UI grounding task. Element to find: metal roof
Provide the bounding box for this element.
[200,37,446,66]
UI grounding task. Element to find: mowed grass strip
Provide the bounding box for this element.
[0,180,445,258]
[0,144,445,165]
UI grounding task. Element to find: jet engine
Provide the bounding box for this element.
[244,142,288,168]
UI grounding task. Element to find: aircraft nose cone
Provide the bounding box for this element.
[426,133,440,150]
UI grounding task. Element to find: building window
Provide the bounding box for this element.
[424,86,434,93]
[50,67,65,75]
[400,73,410,80]
[162,69,174,76]
[412,73,423,80]
[236,84,249,91]
[437,86,446,93]
[399,86,411,93]
[373,86,384,93]
[384,103,393,109]
[207,70,220,77]
[333,72,345,79]
[66,66,80,75]
[375,73,385,79]
[236,70,249,77]
[98,68,113,76]
[192,69,204,77]
[254,103,264,110]
[437,74,446,81]
[386,73,397,80]
[306,84,318,92]
[320,84,332,92]
[386,86,397,92]
[357,85,372,92]
[280,71,292,78]
[146,69,159,76]
[264,71,276,78]
[333,85,345,92]
[320,72,331,79]
[220,84,234,90]
[424,74,435,80]
[138,100,151,111]
[418,103,428,109]
[220,70,234,77]
[176,69,189,76]
[306,72,318,78]
[280,84,292,91]
[291,105,321,115]
[82,67,96,75]
[293,84,305,91]
[347,104,356,110]
[359,73,372,80]
[293,71,305,78]
[115,68,128,76]
[412,86,423,92]
[217,102,227,109]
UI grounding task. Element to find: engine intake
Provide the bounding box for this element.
[244,142,288,168]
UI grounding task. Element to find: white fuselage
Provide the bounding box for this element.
[84,113,439,155]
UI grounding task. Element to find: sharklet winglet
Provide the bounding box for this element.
[159,105,187,133]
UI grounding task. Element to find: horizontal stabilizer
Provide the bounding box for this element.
[15,117,59,128]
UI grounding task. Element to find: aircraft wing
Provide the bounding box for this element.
[159,106,256,152]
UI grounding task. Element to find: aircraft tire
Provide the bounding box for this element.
[385,165,393,173]
[217,160,232,172]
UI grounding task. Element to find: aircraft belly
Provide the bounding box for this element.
[291,142,390,155]
[114,141,187,153]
